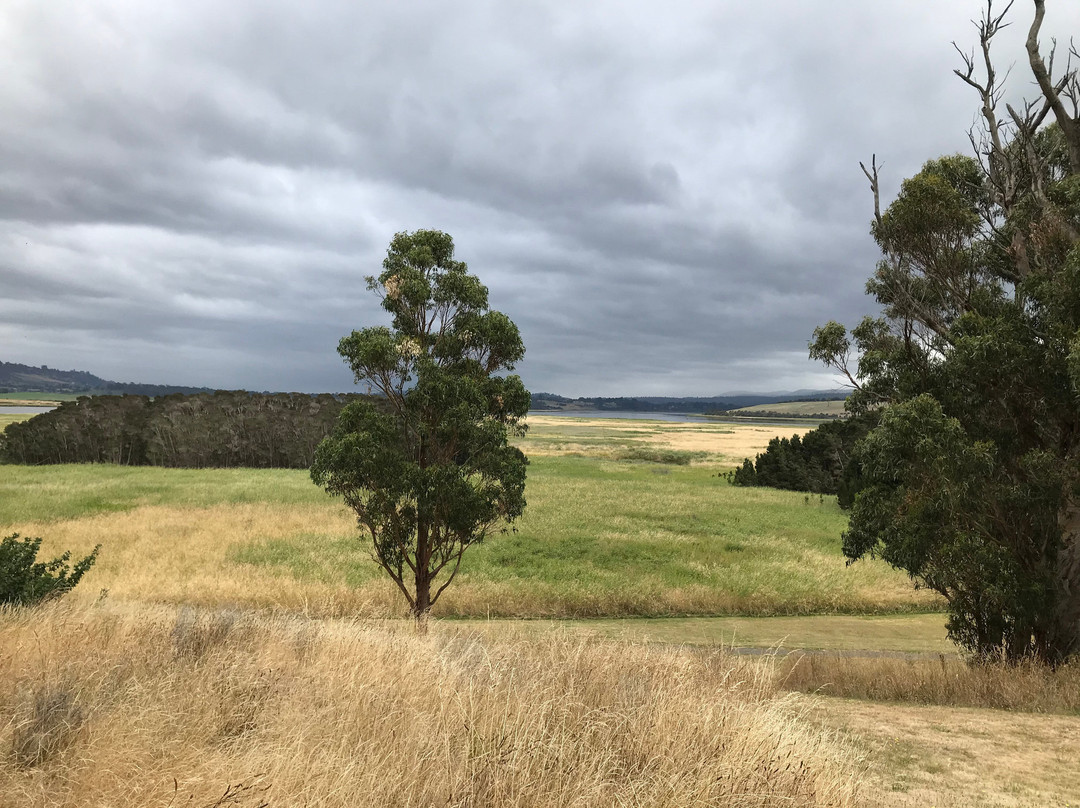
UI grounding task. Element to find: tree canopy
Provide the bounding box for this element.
[311,230,529,622]
[1,391,362,468]
[812,0,1080,663]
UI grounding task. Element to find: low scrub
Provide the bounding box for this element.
[0,533,99,606]
[778,652,1080,714]
[0,604,863,807]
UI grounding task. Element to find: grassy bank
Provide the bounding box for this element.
[0,603,863,807]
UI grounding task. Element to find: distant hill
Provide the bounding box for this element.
[0,361,211,397]
[529,390,847,414]
[721,399,848,418]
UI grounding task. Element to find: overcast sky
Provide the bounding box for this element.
[3,1,1078,396]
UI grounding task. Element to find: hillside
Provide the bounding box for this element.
[0,360,210,397]
[721,399,848,418]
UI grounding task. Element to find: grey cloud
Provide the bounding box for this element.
[4,0,1078,395]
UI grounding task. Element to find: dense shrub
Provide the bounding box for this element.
[731,416,872,505]
[0,391,376,468]
[0,534,100,606]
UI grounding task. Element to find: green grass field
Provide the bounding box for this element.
[7,414,1079,808]
[0,416,939,618]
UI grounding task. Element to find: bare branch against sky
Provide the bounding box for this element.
[3,1,1078,395]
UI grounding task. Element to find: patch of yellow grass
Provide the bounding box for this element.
[11,492,937,619]
[808,696,1080,806]
[14,503,404,617]
[779,652,1080,713]
[520,416,811,463]
[644,423,812,461]
[0,413,31,429]
[0,603,864,807]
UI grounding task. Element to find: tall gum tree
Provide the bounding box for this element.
[311,230,529,623]
[812,0,1080,663]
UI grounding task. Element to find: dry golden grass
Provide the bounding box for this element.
[12,503,409,617]
[778,652,1080,714]
[519,416,810,463]
[12,497,937,620]
[807,697,1080,807]
[0,603,864,807]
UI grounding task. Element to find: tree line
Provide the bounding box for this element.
[0,391,374,468]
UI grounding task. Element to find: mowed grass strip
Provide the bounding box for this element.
[461,613,954,654]
[805,697,1080,806]
[0,455,939,619]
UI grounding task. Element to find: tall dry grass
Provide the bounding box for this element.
[778,652,1080,714]
[0,603,864,807]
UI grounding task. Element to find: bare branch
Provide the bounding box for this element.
[1028,0,1080,172]
[859,155,882,226]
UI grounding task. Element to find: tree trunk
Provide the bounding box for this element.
[1053,498,1080,662]
[413,521,432,632]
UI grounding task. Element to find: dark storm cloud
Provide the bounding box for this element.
[3,0,1079,395]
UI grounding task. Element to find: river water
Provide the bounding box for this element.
[0,406,56,414]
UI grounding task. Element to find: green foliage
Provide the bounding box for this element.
[311,230,529,619]
[732,417,872,504]
[0,533,99,606]
[1,391,372,468]
[813,15,1080,663]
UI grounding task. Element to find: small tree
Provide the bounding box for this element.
[311,230,530,623]
[0,534,100,606]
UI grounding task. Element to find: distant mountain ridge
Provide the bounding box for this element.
[529,390,847,413]
[0,361,211,397]
[2,359,844,406]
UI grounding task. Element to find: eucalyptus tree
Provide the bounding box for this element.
[311,230,529,623]
[812,0,1080,663]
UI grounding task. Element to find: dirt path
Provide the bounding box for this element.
[806,696,1080,807]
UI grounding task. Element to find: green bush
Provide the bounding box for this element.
[0,533,100,606]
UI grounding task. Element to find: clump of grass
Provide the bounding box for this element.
[11,681,85,768]
[0,603,864,807]
[613,446,707,464]
[172,607,242,660]
[778,652,1080,714]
